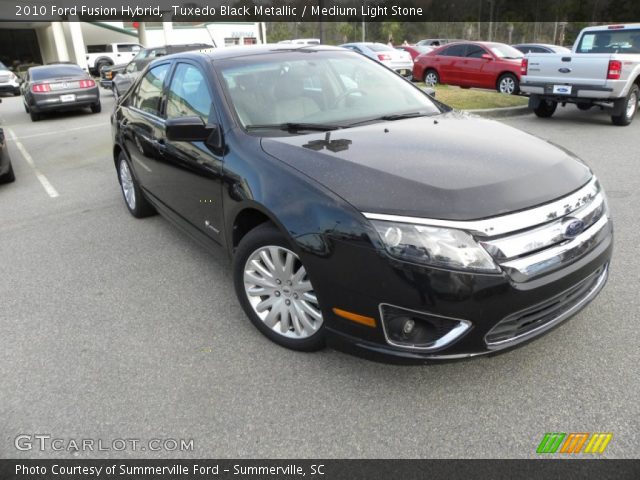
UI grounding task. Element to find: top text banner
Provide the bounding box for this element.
[2,0,640,22]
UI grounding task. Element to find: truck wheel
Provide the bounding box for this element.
[95,60,112,76]
[611,84,639,126]
[533,100,557,118]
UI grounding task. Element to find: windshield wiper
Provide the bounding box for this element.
[245,122,342,132]
[345,111,432,127]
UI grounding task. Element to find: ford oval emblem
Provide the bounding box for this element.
[558,68,572,73]
[563,218,585,239]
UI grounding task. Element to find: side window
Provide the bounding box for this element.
[466,45,487,58]
[439,44,466,57]
[166,63,213,123]
[132,63,170,116]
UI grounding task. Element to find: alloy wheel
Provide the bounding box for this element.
[243,246,323,339]
[626,90,638,119]
[499,76,516,94]
[119,160,136,210]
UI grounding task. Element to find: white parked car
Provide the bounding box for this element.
[85,43,142,75]
[339,42,413,78]
[0,61,21,96]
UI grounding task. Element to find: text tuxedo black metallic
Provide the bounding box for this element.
[111,45,612,363]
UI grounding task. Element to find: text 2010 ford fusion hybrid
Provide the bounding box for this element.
[111,45,612,363]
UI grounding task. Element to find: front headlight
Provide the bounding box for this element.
[370,220,500,273]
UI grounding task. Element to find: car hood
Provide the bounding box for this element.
[260,113,592,221]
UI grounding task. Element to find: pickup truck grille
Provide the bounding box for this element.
[479,178,610,281]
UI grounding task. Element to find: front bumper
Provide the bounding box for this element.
[0,81,20,93]
[309,182,613,363]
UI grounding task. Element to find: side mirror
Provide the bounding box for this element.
[166,116,222,149]
[481,53,493,60]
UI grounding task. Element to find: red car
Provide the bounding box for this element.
[413,41,524,94]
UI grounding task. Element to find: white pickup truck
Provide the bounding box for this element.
[521,24,640,126]
[85,43,142,76]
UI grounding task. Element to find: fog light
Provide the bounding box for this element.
[380,304,472,351]
[402,319,415,335]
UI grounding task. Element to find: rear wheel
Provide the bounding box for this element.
[497,73,519,95]
[91,102,101,114]
[533,99,558,118]
[233,223,325,351]
[29,111,41,122]
[117,153,156,218]
[423,69,439,86]
[611,84,639,126]
[0,162,15,184]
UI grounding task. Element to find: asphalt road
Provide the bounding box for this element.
[0,92,638,459]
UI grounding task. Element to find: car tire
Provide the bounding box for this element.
[95,60,111,77]
[497,73,519,95]
[116,153,156,218]
[0,162,15,184]
[233,222,326,352]
[611,84,639,126]
[577,102,592,111]
[533,99,558,118]
[29,111,41,122]
[423,69,439,86]
[91,102,102,114]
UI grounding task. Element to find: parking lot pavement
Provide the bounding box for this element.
[0,94,638,459]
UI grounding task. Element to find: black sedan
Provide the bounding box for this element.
[22,64,100,122]
[0,128,15,183]
[112,45,612,363]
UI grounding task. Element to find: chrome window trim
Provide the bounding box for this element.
[378,303,472,352]
[362,177,599,238]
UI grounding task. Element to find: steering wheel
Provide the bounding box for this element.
[331,88,367,108]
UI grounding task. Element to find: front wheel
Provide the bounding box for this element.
[533,99,558,118]
[116,153,156,218]
[29,111,41,122]
[423,69,439,86]
[233,223,325,351]
[497,73,519,95]
[611,84,639,126]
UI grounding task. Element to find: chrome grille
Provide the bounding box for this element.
[479,178,610,281]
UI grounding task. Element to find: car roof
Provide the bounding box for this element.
[31,63,82,70]
[157,44,346,62]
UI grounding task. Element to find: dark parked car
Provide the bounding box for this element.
[112,45,612,362]
[101,43,212,98]
[413,41,524,94]
[512,43,571,54]
[22,63,100,122]
[0,124,15,183]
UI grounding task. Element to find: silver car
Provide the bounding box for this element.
[0,61,21,96]
[339,42,413,77]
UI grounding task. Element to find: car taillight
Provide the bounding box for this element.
[31,83,50,93]
[607,60,622,80]
[79,79,95,88]
[377,53,391,61]
[521,58,528,75]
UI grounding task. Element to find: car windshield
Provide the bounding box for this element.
[576,28,640,53]
[0,61,7,70]
[30,65,84,81]
[218,50,441,134]
[489,45,524,59]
